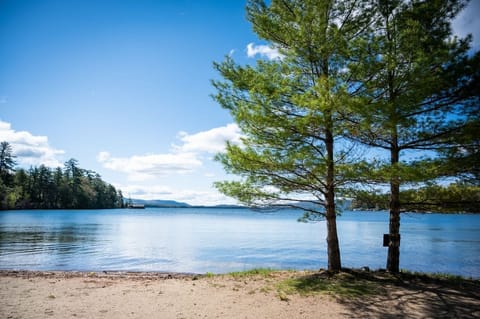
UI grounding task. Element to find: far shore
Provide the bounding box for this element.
[1,269,479,318]
[3,206,479,214]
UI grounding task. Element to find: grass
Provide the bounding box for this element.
[204,267,479,299]
[227,268,277,278]
[277,270,381,298]
[399,269,474,282]
[223,268,382,298]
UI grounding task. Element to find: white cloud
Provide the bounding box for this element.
[246,43,283,60]
[98,123,243,181]
[175,123,242,154]
[0,120,64,167]
[96,151,111,162]
[117,184,173,198]
[97,151,202,181]
[452,0,480,50]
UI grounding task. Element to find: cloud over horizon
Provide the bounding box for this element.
[116,183,236,206]
[0,120,64,167]
[97,151,202,181]
[97,123,242,181]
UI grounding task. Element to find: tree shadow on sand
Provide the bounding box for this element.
[280,269,480,318]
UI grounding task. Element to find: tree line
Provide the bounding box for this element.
[351,183,480,213]
[213,0,479,273]
[0,141,124,210]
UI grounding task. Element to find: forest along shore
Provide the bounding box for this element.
[1,269,479,319]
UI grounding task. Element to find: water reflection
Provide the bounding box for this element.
[0,222,102,269]
[0,209,479,277]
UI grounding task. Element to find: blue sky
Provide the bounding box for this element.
[1,0,479,205]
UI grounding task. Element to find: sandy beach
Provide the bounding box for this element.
[1,270,479,319]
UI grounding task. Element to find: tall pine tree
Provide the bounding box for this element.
[213,0,374,272]
[347,0,479,272]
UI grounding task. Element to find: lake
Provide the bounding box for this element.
[0,208,479,278]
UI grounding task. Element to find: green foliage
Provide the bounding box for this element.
[0,148,123,210]
[0,141,16,187]
[213,0,373,215]
[213,0,377,272]
[401,183,480,213]
[343,0,479,272]
[212,0,478,273]
[350,189,390,211]
[351,183,480,213]
[436,116,480,185]
[348,0,477,163]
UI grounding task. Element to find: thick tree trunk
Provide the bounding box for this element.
[387,147,401,273]
[326,196,341,271]
[325,129,341,272]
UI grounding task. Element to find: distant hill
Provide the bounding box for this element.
[129,199,353,210]
[130,199,190,208]
[129,199,247,209]
[207,204,246,209]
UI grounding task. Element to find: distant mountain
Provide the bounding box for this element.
[131,199,190,208]
[207,204,246,209]
[128,199,247,209]
[129,199,353,210]
[248,199,353,211]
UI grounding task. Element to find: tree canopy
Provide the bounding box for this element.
[0,141,16,186]
[351,183,480,213]
[213,0,376,272]
[0,142,124,210]
[213,0,479,274]
[345,0,479,272]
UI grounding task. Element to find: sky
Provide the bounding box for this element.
[1,0,479,206]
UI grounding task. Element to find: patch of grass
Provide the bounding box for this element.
[259,286,272,293]
[277,290,290,301]
[400,269,469,281]
[206,268,478,299]
[228,268,277,278]
[275,268,479,298]
[277,271,381,298]
[398,269,478,287]
[205,272,215,278]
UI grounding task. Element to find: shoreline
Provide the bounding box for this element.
[1,267,478,280]
[2,269,479,318]
[0,270,198,280]
[2,207,479,214]
[1,268,478,280]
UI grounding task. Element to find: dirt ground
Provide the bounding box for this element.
[1,270,479,319]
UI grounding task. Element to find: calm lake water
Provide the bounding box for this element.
[0,208,479,277]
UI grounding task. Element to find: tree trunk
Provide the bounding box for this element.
[387,147,401,273]
[325,128,341,272]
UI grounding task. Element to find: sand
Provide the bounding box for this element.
[1,270,479,319]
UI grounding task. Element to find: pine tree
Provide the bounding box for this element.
[347,0,479,272]
[213,0,374,272]
[0,141,16,186]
